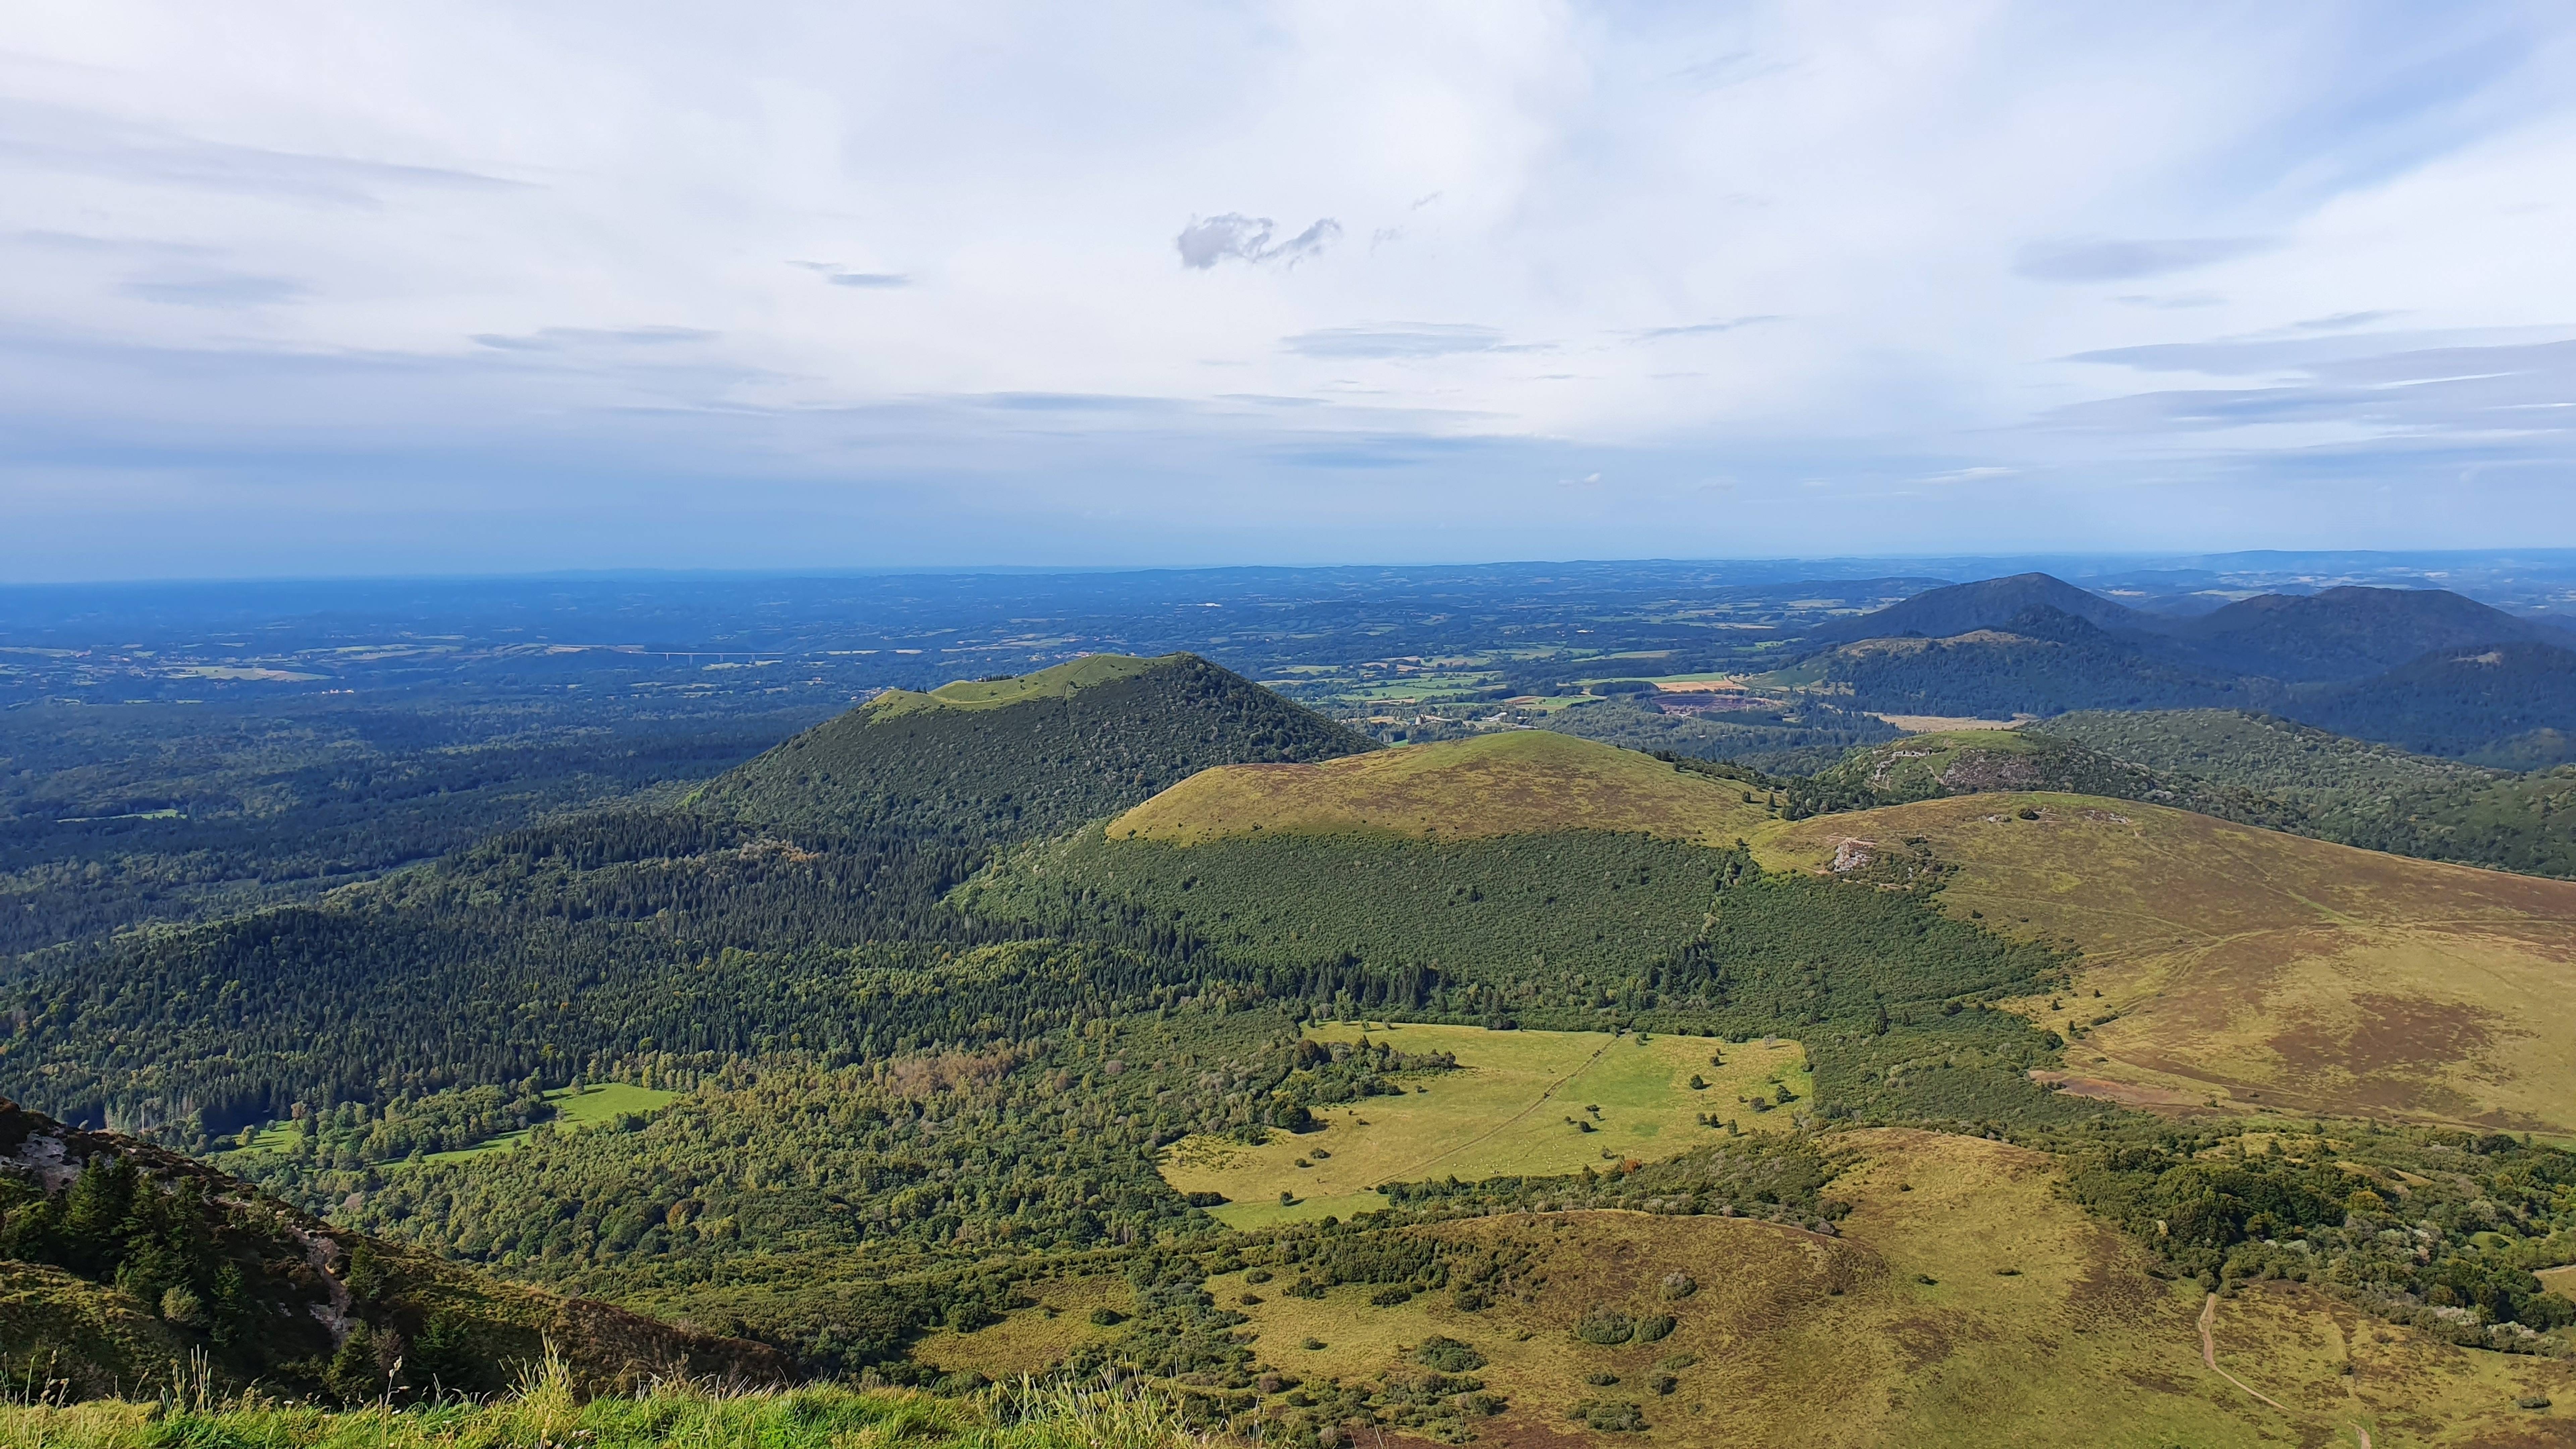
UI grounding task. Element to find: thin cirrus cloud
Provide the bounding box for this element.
[792,261,910,288]
[0,97,522,206]
[2045,336,2576,436]
[2015,236,2275,283]
[1175,214,1343,269]
[1279,323,1506,359]
[119,270,304,307]
[468,326,718,352]
[1633,316,1781,340]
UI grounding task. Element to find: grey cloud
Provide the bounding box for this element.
[121,271,305,308]
[1176,213,1342,269]
[2016,236,2274,283]
[1635,315,1781,340]
[1281,323,1504,359]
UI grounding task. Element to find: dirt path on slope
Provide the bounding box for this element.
[2200,1293,2288,1410]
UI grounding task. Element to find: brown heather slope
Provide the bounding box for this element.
[922,1130,2576,1446]
[1755,794,2576,1131]
[1107,731,1772,846]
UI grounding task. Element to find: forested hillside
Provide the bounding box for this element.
[1535,693,1898,773]
[691,653,1372,841]
[2032,709,2576,878]
[0,1098,783,1400]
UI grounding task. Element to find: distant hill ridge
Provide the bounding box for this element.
[692,652,1374,842]
[1790,574,2576,760]
[1803,572,2147,646]
[2167,585,2572,682]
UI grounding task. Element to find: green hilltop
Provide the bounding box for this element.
[691,652,1374,842]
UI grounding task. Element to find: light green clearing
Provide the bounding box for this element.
[424,1083,681,1162]
[1160,1022,1809,1228]
[214,1084,680,1169]
[865,654,1165,716]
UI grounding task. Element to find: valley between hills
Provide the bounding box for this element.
[11,572,2576,1446]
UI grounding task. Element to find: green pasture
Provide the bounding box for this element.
[1158,1022,1809,1228]
[424,1082,679,1162]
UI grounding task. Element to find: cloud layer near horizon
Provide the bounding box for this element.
[4,3,2575,580]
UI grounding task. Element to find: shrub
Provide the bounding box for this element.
[1575,1309,1636,1345]
[1633,1314,1676,1343]
[1414,1337,1487,1373]
[1659,1272,1697,1300]
[1577,1400,1649,1432]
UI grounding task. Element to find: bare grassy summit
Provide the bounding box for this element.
[1109,730,1773,846]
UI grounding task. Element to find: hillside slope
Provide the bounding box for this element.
[1802,573,2148,647]
[1784,609,2258,716]
[1755,796,2576,1130]
[0,1098,783,1401]
[1106,730,1772,846]
[2033,709,2576,878]
[2172,585,2570,682]
[1789,727,2294,829]
[2289,640,2576,765]
[692,653,1374,842]
[970,732,2086,1135]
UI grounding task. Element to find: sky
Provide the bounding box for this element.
[5,2,2576,581]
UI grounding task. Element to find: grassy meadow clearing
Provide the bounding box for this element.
[1158,1024,1810,1229]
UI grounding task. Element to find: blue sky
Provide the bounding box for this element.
[5,2,2575,580]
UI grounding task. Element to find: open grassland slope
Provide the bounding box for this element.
[693,652,1373,842]
[1159,1024,1812,1228]
[1756,795,2576,1131]
[1106,731,1772,847]
[930,1130,2575,1447]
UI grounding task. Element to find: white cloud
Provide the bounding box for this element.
[2,1,2575,577]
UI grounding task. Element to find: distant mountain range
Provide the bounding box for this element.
[1789,575,2576,763]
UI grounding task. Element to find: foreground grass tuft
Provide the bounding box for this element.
[1,1358,1209,1449]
